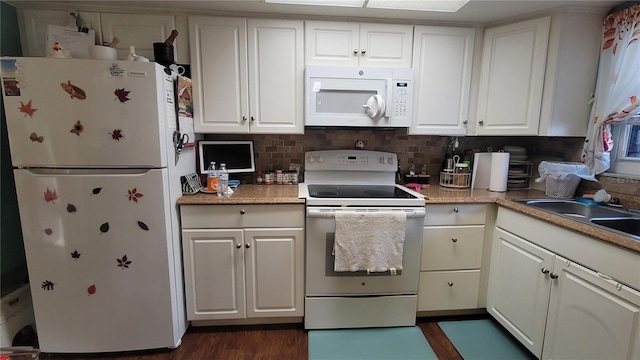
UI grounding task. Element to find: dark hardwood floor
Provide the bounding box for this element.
[37,318,465,360]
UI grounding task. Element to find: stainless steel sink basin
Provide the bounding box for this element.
[515,199,634,219]
[590,218,640,238]
[514,199,640,240]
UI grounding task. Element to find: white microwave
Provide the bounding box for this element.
[304,65,413,127]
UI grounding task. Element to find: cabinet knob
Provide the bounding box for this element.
[250,116,255,122]
[354,49,359,54]
[240,209,246,215]
[236,243,242,249]
[479,120,484,126]
[447,281,454,287]
[541,268,550,275]
[245,243,250,249]
[361,49,366,54]
[549,273,559,280]
[451,238,458,243]
[242,116,247,121]
[453,207,459,213]
[463,120,468,125]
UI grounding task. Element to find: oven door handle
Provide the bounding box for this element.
[306,208,426,219]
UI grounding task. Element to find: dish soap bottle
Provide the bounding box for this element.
[218,163,229,196]
[207,162,218,193]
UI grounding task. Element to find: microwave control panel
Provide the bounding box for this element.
[393,82,410,118]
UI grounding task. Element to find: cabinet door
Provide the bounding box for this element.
[20,9,102,57]
[475,17,550,135]
[487,227,554,358]
[181,229,245,320]
[358,23,414,67]
[244,228,304,318]
[542,257,640,360]
[247,19,304,134]
[305,21,360,66]
[410,26,475,135]
[100,13,175,61]
[189,16,249,133]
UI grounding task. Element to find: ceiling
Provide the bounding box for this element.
[6,0,626,25]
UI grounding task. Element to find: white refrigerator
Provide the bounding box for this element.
[0,57,194,353]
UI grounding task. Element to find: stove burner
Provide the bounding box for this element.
[362,189,394,197]
[316,191,339,197]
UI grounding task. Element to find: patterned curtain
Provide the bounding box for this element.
[581,3,640,174]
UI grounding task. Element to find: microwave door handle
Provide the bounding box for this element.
[384,80,392,118]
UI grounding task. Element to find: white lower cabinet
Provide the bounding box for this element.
[488,208,640,359]
[180,205,305,321]
[418,204,487,311]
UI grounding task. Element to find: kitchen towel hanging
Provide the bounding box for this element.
[489,152,510,192]
[333,211,406,273]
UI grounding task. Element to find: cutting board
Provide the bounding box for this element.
[471,153,493,189]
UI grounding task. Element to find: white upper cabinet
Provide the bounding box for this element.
[100,13,176,62]
[189,16,304,134]
[409,26,475,135]
[475,16,551,136]
[305,21,413,67]
[19,9,103,57]
[538,11,602,137]
[475,10,602,136]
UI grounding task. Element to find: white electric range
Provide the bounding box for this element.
[298,150,426,329]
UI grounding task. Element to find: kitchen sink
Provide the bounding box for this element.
[590,218,640,238]
[514,199,640,240]
[515,199,634,219]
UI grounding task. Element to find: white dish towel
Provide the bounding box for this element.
[333,211,407,273]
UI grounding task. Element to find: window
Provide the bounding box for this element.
[609,120,640,176]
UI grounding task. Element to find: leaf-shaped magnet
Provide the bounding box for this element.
[71,250,81,259]
[41,280,55,291]
[91,187,102,195]
[87,284,96,295]
[114,88,130,103]
[137,221,149,231]
[44,228,53,235]
[44,188,58,203]
[99,222,109,234]
[117,255,132,269]
[67,203,77,213]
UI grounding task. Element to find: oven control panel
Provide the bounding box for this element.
[305,150,397,172]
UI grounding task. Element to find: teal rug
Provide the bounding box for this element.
[438,319,534,359]
[308,326,437,360]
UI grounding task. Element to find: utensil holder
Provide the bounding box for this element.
[439,171,471,188]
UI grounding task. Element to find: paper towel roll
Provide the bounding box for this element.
[489,152,510,192]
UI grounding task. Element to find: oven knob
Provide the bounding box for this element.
[387,157,394,165]
[317,156,325,163]
[307,156,315,164]
[379,157,385,164]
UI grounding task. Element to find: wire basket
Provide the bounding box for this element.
[439,171,471,188]
[545,174,581,198]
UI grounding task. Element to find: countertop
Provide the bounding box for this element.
[177,184,640,253]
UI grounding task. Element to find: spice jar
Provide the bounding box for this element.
[276,169,283,185]
[264,170,274,185]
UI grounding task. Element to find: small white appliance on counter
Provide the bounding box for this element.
[305,65,413,127]
[0,57,194,353]
[299,150,425,329]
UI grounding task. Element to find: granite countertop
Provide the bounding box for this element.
[177,185,304,205]
[177,184,640,253]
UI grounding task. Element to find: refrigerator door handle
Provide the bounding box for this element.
[23,168,154,176]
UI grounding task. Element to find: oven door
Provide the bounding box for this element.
[305,207,425,296]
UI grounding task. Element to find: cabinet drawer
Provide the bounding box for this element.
[417,270,480,311]
[181,204,304,228]
[421,225,484,271]
[424,204,487,226]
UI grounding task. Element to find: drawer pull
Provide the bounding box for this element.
[447,281,454,287]
[541,268,550,275]
[451,238,458,243]
[240,209,246,215]
[453,208,459,213]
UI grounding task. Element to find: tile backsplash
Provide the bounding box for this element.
[204,128,585,182]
